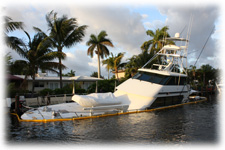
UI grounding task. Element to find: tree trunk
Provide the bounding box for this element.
[59,56,63,89]
[58,47,63,89]
[31,75,35,97]
[108,69,109,80]
[115,67,119,81]
[97,53,101,78]
[95,81,98,93]
[116,72,119,80]
[203,73,206,86]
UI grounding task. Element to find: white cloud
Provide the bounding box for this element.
[63,49,109,77]
[158,5,220,68]
[144,20,165,29]
[141,14,148,19]
[68,6,147,55]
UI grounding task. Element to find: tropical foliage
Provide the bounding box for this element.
[90,72,104,79]
[102,53,114,79]
[62,69,76,77]
[35,10,87,88]
[9,31,65,94]
[87,30,114,78]
[87,79,116,93]
[125,50,154,78]
[123,26,173,78]
[39,84,86,96]
[102,52,126,79]
[141,26,173,54]
[187,64,220,89]
[4,16,24,48]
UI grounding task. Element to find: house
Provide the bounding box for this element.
[14,73,103,93]
[112,70,126,79]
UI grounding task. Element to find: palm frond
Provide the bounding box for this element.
[140,40,152,51]
[6,36,28,58]
[4,16,24,33]
[101,39,114,47]
[87,44,96,58]
[63,25,87,48]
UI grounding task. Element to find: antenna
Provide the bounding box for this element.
[182,14,194,75]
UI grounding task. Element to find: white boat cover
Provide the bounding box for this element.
[72,92,121,107]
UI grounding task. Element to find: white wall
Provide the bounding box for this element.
[27,80,95,92]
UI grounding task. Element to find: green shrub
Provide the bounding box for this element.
[87,79,116,93]
[7,83,30,98]
[39,88,53,96]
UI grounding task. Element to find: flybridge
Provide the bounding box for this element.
[142,32,189,75]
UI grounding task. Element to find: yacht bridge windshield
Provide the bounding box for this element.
[132,71,187,85]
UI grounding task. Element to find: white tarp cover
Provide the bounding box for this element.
[72,92,121,107]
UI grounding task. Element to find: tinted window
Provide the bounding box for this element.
[149,96,183,109]
[167,77,177,85]
[139,73,152,81]
[132,71,186,85]
[132,72,165,84]
[166,77,187,85]
[159,76,170,85]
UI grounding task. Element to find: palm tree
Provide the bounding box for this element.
[4,16,24,49]
[102,52,125,80]
[141,26,172,54]
[35,10,87,89]
[199,64,214,86]
[10,31,65,95]
[102,53,114,79]
[125,50,153,78]
[66,70,76,77]
[86,30,114,78]
[113,53,125,80]
[189,65,196,80]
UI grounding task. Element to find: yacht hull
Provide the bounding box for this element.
[114,78,190,110]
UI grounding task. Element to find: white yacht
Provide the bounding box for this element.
[21,32,192,120]
[114,33,191,110]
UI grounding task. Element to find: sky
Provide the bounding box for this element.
[2,0,223,78]
[1,0,225,149]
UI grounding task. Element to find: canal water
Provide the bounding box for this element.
[5,95,219,145]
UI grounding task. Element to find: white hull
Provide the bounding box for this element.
[114,78,189,110]
[21,102,128,120]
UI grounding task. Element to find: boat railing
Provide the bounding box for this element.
[21,94,75,107]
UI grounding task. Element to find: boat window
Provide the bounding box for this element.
[149,96,183,109]
[148,74,164,84]
[132,71,187,85]
[167,77,177,85]
[132,72,165,84]
[159,76,171,85]
[139,73,152,81]
[166,77,187,85]
[132,72,141,79]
